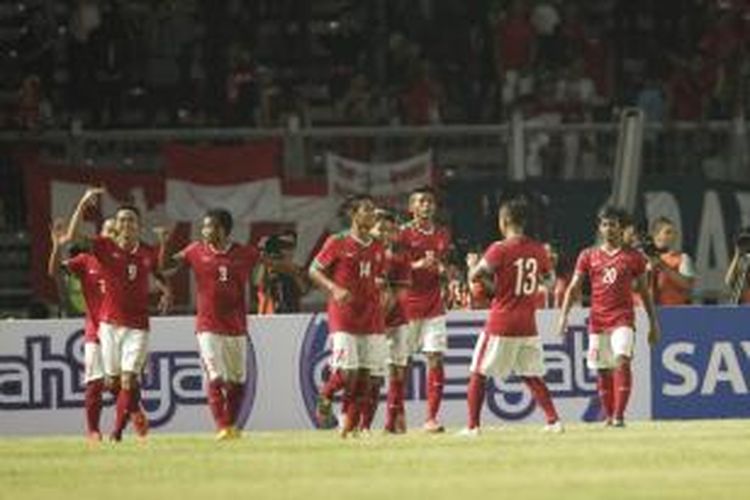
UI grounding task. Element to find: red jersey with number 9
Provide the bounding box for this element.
[92,236,157,330]
[311,232,386,335]
[574,246,647,333]
[182,241,260,336]
[483,236,551,337]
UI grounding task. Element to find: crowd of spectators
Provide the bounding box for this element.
[3,0,750,131]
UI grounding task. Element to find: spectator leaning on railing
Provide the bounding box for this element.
[647,217,696,306]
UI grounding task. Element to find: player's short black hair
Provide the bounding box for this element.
[597,205,628,225]
[116,204,141,220]
[375,208,398,224]
[499,197,528,227]
[341,194,374,217]
[205,208,233,236]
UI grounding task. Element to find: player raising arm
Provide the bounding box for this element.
[459,198,562,436]
[158,209,261,440]
[556,205,661,428]
[65,187,170,442]
[309,195,387,438]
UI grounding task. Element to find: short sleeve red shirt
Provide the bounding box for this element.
[183,241,260,335]
[483,236,551,336]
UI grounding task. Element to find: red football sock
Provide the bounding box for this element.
[427,364,445,421]
[360,379,381,430]
[467,373,486,429]
[321,369,345,400]
[385,376,404,431]
[207,380,230,430]
[84,380,104,434]
[597,371,615,420]
[112,388,132,438]
[522,376,559,424]
[108,378,121,397]
[614,363,632,420]
[128,382,141,413]
[342,375,360,432]
[226,383,244,426]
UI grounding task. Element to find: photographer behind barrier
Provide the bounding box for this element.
[645,217,696,306]
[724,227,750,305]
[257,230,310,314]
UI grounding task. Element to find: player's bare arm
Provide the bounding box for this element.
[309,266,351,304]
[47,218,70,279]
[151,269,173,315]
[467,258,495,295]
[557,273,584,336]
[64,186,106,242]
[635,274,661,346]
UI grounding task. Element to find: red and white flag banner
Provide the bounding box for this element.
[326,150,434,210]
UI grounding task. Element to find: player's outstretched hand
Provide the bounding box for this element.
[81,186,105,206]
[152,225,172,243]
[158,287,173,315]
[49,218,69,247]
[331,285,351,304]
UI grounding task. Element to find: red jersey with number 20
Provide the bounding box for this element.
[182,241,260,336]
[92,236,158,330]
[398,223,451,320]
[575,246,647,333]
[65,253,105,342]
[483,236,551,337]
[312,232,385,335]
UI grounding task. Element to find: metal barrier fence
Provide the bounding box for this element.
[1,118,746,181]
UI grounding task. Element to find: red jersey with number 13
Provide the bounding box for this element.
[483,236,551,337]
[574,246,647,333]
[182,241,260,336]
[312,232,385,335]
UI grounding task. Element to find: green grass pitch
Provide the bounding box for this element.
[1,420,748,500]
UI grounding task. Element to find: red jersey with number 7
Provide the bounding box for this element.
[65,253,105,342]
[574,246,647,333]
[483,236,551,337]
[182,241,260,336]
[311,232,386,335]
[92,236,157,330]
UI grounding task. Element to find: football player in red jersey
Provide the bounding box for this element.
[398,187,451,432]
[65,187,171,441]
[309,195,387,438]
[159,209,261,440]
[459,198,562,436]
[372,209,412,434]
[48,216,118,442]
[557,205,661,427]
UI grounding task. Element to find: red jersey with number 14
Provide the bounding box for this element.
[92,236,158,330]
[483,236,551,337]
[575,246,647,333]
[65,253,105,342]
[312,232,385,335]
[398,222,451,320]
[182,241,260,336]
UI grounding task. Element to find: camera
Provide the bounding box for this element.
[638,234,667,258]
[735,228,750,254]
